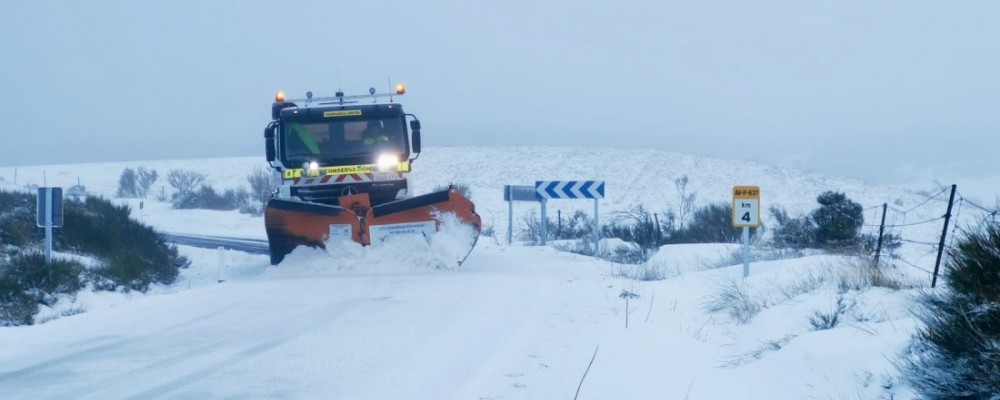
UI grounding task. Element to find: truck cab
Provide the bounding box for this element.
[261,85,479,265]
[264,86,422,206]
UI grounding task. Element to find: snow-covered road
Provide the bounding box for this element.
[0,241,921,399]
[0,244,645,399]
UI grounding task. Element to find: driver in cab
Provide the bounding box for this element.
[361,120,390,146]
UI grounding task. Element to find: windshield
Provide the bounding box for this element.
[281,117,407,166]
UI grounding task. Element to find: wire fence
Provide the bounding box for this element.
[856,185,997,287]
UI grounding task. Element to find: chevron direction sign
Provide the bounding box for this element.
[534,181,605,200]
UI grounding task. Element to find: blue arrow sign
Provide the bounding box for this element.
[535,181,605,199]
[545,182,559,198]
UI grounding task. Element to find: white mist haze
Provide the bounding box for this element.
[2,0,998,194]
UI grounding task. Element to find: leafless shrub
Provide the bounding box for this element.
[244,167,274,216]
[703,278,761,324]
[612,258,676,281]
[674,175,697,229]
[116,168,138,198]
[834,256,916,292]
[136,167,158,198]
[809,295,851,330]
[166,169,206,196]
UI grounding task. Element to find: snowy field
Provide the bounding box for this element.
[0,146,996,399]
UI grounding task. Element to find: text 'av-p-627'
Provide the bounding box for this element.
[262,84,480,265]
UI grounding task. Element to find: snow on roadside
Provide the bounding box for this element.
[270,212,480,277]
[29,245,272,325]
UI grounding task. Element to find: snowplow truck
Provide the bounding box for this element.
[262,85,481,265]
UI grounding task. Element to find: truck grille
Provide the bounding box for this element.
[291,180,407,206]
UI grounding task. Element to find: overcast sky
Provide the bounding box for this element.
[2,0,998,190]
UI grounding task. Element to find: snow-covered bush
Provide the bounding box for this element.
[0,253,85,326]
[56,195,190,292]
[0,191,36,250]
[770,205,813,249]
[244,167,273,216]
[116,167,139,198]
[834,256,913,292]
[0,276,36,326]
[166,169,206,196]
[673,174,697,229]
[135,167,158,199]
[812,191,864,249]
[808,295,850,331]
[518,209,596,244]
[598,238,650,264]
[172,185,249,211]
[771,193,866,252]
[480,219,495,238]
[900,221,1000,398]
[612,258,673,281]
[603,205,665,250]
[675,202,756,244]
[556,210,597,240]
[703,278,762,324]
[516,209,544,244]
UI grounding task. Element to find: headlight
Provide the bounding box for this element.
[376,154,400,172]
[303,161,320,176]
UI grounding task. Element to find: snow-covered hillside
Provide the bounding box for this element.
[0,146,990,399]
[0,145,963,239]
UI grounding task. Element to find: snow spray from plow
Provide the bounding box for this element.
[265,187,481,265]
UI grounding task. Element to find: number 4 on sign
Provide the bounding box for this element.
[732,199,760,227]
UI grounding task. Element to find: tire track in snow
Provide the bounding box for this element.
[7,278,389,400]
[118,298,371,400]
[0,301,249,388]
[333,260,554,399]
[54,283,388,400]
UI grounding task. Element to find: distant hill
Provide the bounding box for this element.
[0,145,947,221]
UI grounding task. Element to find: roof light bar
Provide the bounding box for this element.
[287,83,407,104]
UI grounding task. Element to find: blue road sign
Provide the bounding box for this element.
[36,187,63,228]
[504,185,540,202]
[534,181,605,200]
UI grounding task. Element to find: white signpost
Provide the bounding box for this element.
[732,186,761,278]
[504,185,540,244]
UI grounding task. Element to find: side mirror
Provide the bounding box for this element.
[264,123,276,139]
[411,130,421,154]
[265,139,276,162]
[264,123,277,162]
[409,120,421,132]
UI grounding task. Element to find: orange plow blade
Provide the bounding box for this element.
[264,188,481,265]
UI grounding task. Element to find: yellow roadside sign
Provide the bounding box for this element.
[732,186,761,227]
